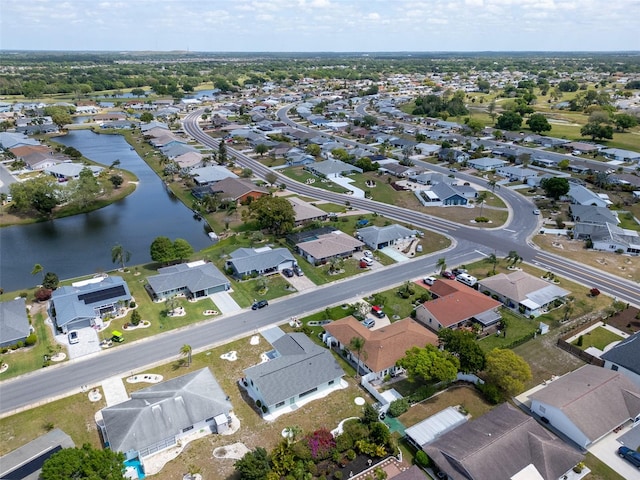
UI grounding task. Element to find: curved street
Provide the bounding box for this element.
[0,108,638,418]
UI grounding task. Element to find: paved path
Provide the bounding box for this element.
[101,376,128,406]
[209,291,242,314]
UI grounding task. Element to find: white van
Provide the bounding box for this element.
[456,273,478,287]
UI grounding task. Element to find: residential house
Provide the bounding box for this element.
[48,276,131,333]
[415,143,441,156]
[528,365,640,448]
[467,157,508,171]
[190,165,238,187]
[478,270,570,318]
[378,162,420,178]
[424,403,584,480]
[295,230,364,265]
[404,406,468,450]
[416,183,471,206]
[8,144,51,159]
[566,184,611,207]
[0,297,30,348]
[288,197,329,226]
[21,151,60,171]
[563,141,600,155]
[438,148,469,164]
[210,177,269,204]
[410,172,457,186]
[305,159,363,178]
[160,143,199,160]
[355,224,418,250]
[45,163,103,182]
[415,279,502,332]
[583,222,640,255]
[225,246,296,278]
[99,368,232,460]
[285,148,315,166]
[601,332,640,388]
[145,261,230,301]
[174,151,204,170]
[242,332,345,417]
[600,148,640,163]
[323,317,438,380]
[571,205,620,240]
[495,165,539,184]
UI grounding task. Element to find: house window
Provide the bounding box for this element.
[611,365,618,371]
[182,425,194,433]
[205,417,215,422]
[328,380,334,385]
[299,387,318,398]
[276,401,285,408]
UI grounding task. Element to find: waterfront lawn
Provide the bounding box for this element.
[572,327,623,351]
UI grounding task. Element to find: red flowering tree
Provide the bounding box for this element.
[305,428,336,460]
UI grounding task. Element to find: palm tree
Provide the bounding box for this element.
[485,252,498,275]
[165,296,180,316]
[487,179,499,192]
[31,263,44,284]
[436,257,447,274]
[180,344,192,367]
[476,191,489,217]
[349,336,366,379]
[111,243,131,270]
[505,250,523,268]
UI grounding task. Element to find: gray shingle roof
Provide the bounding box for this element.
[424,403,583,480]
[147,262,229,297]
[0,298,30,347]
[101,368,231,455]
[529,365,640,443]
[227,247,295,275]
[243,333,344,406]
[601,332,640,376]
[356,224,416,249]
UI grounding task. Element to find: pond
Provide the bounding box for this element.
[0,130,211,292]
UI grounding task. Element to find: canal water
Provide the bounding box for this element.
[0,130,211,292]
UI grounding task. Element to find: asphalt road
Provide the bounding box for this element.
[1,109,638,417]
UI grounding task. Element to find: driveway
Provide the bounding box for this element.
[587,423,640,480]
[57,327,101,359]
[209,291,242,314]
[283,272,316,291]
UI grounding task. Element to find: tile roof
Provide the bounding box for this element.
[529,365,640,443]
[324,317,438,372]
[243,333,344,406]
[424,403,584,480]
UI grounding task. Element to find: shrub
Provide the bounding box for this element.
[335,432,354,452]
[19,291,28,298]
[388,398,409,417]
[130,310,141,326]
[34,287,53,302]
[346,449,356,461]
[25,332,37,346]
[590,288,600,297]
[129,301,136,308]
[305,428,336,460]
[334,472,343,480]
[415,450,430,468]
[475,216,489,223]
[577,335,583,347]
[573,462,585,473]
[476,382,503,404]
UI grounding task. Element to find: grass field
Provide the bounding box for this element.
[573,327,624,351]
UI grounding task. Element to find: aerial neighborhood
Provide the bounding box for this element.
[1,48,640,480]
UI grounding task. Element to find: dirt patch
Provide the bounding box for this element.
[605,306,640,335]
[533,234,640,283]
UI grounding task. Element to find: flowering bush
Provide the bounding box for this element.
[305,428,336,460]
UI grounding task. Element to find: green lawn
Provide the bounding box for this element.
[573,327,624,351]
[477,309,539,352]
[279,166,350,194]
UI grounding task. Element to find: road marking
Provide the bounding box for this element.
[503,229,516,233]
[474,250,489,257]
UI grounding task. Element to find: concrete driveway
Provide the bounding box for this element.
[587,423,640,480]
[57,327,101,359]
[282,272,316,291]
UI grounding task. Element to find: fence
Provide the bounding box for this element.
[556,338,605,367]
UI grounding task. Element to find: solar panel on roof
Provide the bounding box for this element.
[78,285,126,305]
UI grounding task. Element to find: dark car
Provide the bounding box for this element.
[452,267,468,276]
[371,305,386,318]
[282,268,294,278]
[618,446,640,468]
[293,265,304,276]
[252,299,269,310]
[442,271,456,279]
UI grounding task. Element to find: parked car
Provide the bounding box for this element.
[423,276,437,286]
[293,265,304,276]
[252,299,269,310]
[363,250,373,258]
[442,271,456,279]
[451,267,468,276]
[371,305,385,318]
[361,318,376,329]
[282,268,294,278]
[68,330,79,344]
[618,446,640,468]
[533,209,541,215]
[361,256,373,266]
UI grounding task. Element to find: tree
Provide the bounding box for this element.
[10,176,59,216]
[306,143,321,156]
[130,309,141,326]
[140,112,154,123]
[436,257,447,274]
[614,113,638,131]
[496,111,523,131]
[180,344,192,367]
[249,195,295,236]
[218,140,228,165]
[464,117,484,135]
[484,349,532,397]
[437,329,485,373]
[265,172,278,186]
[580,122,613,141]
[111,243,131,270]
[253,143,268,157]
[172,238,193,262]
[41,443,125,480]
[43,105,73,129]
[109,175,124,189]
[397,345,460,384]
[234,447,271,480]
[150,236,175,264]
[526,113,551,134]
[485,253,498,275]
[349,336,366,379]
[505,250,523,268]
[476,191,488,217]
[42,272,59,290]
[31,263,44,283]
[540,177,570,200]
[71,167,101,209]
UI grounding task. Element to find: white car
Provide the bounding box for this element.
[361,256,373,266]
[533,209,540,215]
[363,250,373,258]
[68,330,79,344]
[423,276,437,286]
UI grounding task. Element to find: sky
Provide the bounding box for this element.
[1,0,639,53]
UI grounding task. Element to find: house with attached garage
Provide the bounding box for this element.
[600,147,640,163]
[225,246,296,278]
[467,156,508,171]
[48,276,131,333]
[322,317,438,381]
[566,184,611,207]
[424,403,584,480]
[477,270,570,318]
[209,177,269,204]
[415,279,502,332]
[241,332,345,418]
[528,365,640,449]
[145,261,230,301]
[98,368,233,461]
[294,229,364,265]
[601,331,640,388]
[355,224,418,250]
[0,297,31,348]
[416,183,473,206]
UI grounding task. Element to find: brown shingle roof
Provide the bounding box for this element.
[324,317,438,372]
[211,178,269,201]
